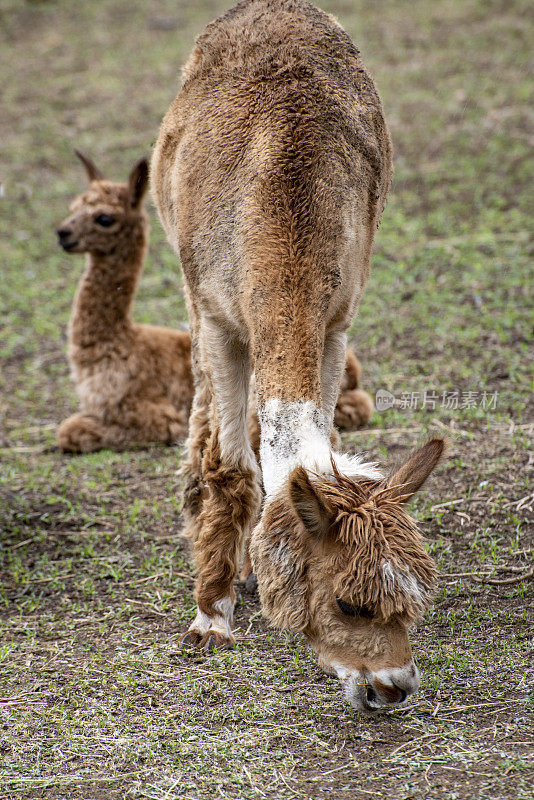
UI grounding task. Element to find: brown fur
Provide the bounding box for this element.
[151,0,392,405]
[56,153,194,452]
[333,349,374,429]
[150,1,446,690]
[180,374,212,542]
[193,431,262,617]
[151,0,391,645]
[247,353,373,457]
[302,473,437,621]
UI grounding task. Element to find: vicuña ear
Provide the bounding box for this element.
[387,437,448,503]
[128,158,149,208]
[74,149,104,182]
[288,467,334,538]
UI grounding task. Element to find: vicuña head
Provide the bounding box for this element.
[251,438,445,712]
[56,150,149,256]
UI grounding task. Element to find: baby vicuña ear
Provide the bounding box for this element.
[128,158,149,208]
[387,437,448,503]
[288,467,334,538]
[74,149,104,182]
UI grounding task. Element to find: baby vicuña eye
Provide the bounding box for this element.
[95,214,115,227]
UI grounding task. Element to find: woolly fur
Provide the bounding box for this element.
[57,154,193,452]
[251,470,437,636]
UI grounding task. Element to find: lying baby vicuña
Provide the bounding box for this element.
[56,151,193,452]
[56,151,374,454]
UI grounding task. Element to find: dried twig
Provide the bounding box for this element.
[433,698,525,715]
[32,573,74,583]
[430,498,464,511]
[441,570,494,578]
[473,568,533,585]
[131,572,165,584]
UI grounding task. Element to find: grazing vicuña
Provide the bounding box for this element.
[152,0,446,711]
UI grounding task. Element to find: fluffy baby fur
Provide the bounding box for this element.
[56,152,194,452]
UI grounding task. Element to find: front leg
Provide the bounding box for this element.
[182,595,235,650]
[321,328,349,431]
[181,322,261,650]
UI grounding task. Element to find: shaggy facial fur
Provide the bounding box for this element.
[250,438,445,710]
[56,152,194,452]
[250,475,437,631]
[305,474,436,621]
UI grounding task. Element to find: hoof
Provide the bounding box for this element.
[180,628,234,651]
[199,630,235,651]
[180,629,204,648]
[245,572,258,594]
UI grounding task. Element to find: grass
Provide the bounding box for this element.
[0,0,533,798]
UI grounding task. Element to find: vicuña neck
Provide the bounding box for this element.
[259,398,383,498]
[69,228,147,347]
[259,399,331,497]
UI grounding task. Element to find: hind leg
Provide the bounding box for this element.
[179,298,212,541]
[58,413,114,453]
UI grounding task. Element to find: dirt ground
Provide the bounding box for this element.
[0,1,533,798]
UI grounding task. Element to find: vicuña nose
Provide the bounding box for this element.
[370,662,420,707]
[57,228,72,240]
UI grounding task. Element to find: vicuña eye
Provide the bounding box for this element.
[336,598,373,618]
[95,214,116,227]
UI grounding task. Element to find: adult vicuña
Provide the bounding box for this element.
[152,0,446,711]
[56,152,193,452]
